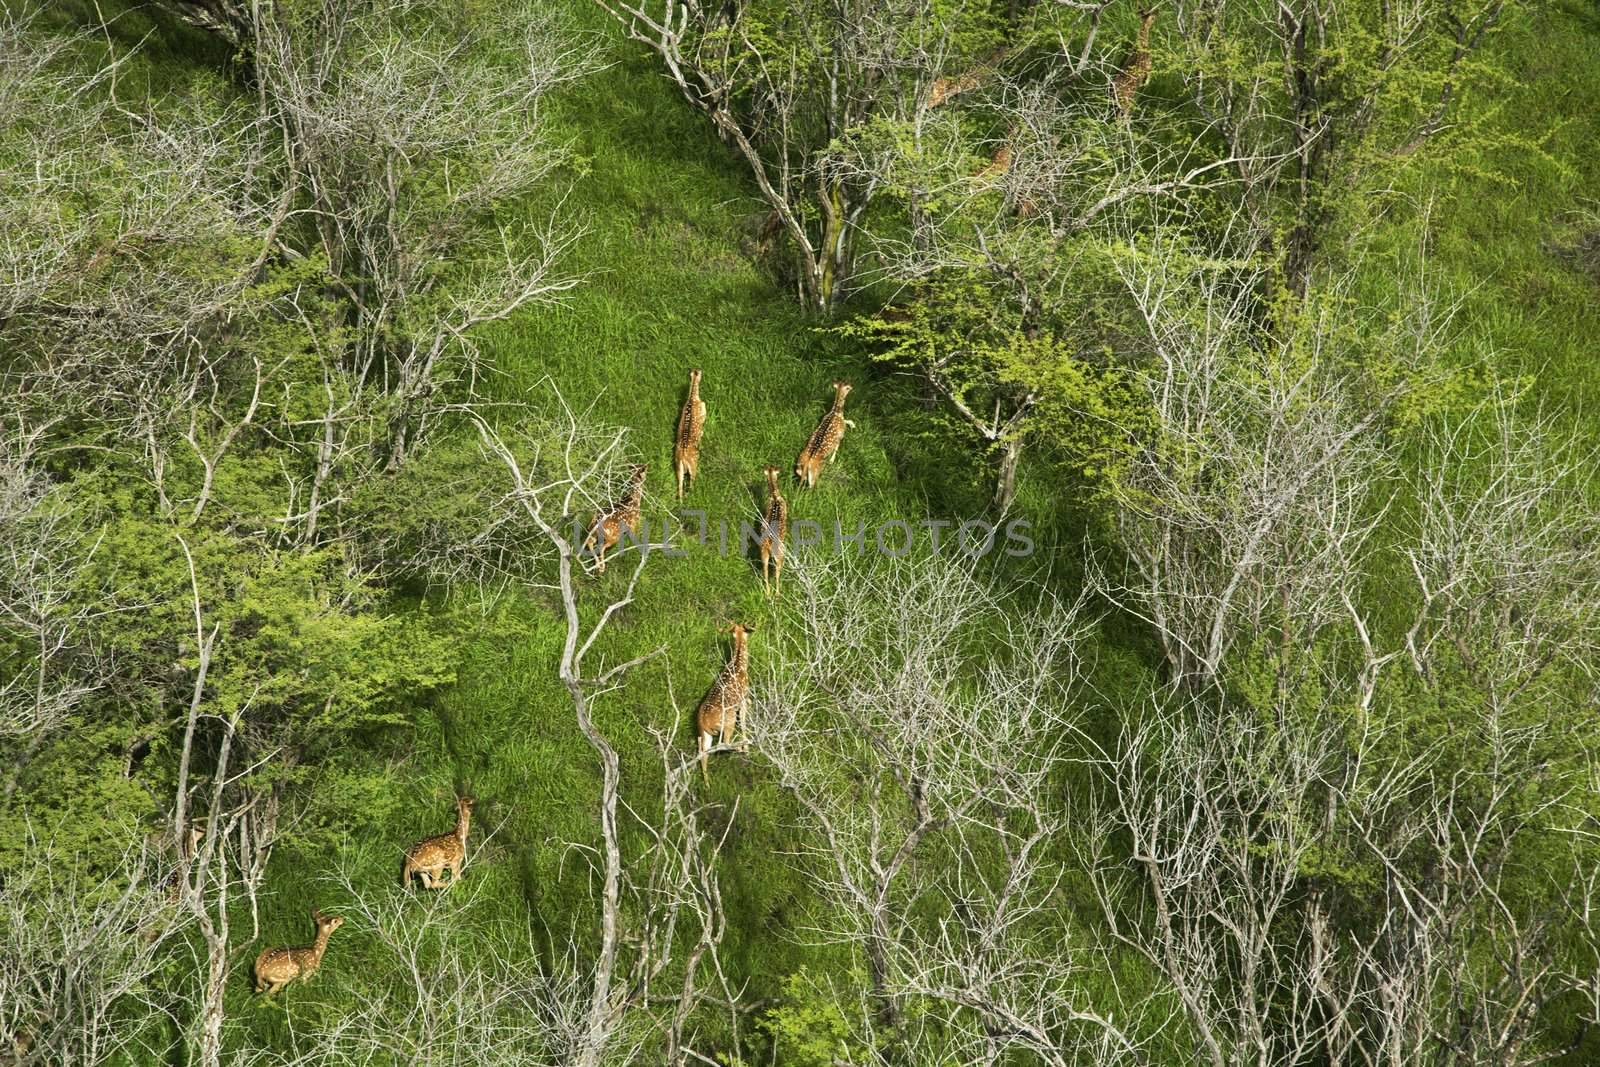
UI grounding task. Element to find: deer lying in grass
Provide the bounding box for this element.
[253,908,344,996]
[401,795,475,890]
[698,623,754,781]
[794,380,854,489]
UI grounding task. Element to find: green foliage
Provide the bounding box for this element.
[839,266,1146,490]
[6,0,1600,1063]
[761,970,873,1067]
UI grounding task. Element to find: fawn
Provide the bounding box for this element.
[674,369,706,501]
[758,465,788,599]
[401,795,475,890]
[794,380,854,489]
[585,464,648,574]
[698,623,754,781]
[253,908,344,995]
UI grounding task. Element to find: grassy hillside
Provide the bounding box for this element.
[231,3,1003,1050]
[10,0,1600,1060]
[241,0,1600,1056]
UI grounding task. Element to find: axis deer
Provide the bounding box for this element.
[674,369,706,501]
[975,140,1013,182]
[6,1011,44,1064]
[758,465,788,599]
[253,908,344,995]
[794,380,855,489]
[585,464,648,573]
[401,795,475,890]
[698,623,754,782]
[925,47,1010,109]
[1111,8,1158,119]
[972,131,1041,219]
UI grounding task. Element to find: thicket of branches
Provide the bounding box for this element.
[5,1,1599,1066]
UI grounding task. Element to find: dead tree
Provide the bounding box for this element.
[475,391,734,1066]
[0,837,178,1067]
[747,551,1125,1060]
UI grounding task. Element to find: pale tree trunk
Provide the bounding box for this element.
[992,436,1023,514]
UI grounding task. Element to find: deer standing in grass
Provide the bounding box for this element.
[758,465,788,599]
[253,908,344,996]
[674,369,706,501]
[794,380,854,489]
[1111,8,1158,119]
[401,795,475,890]
[698,623,754,781]
[585,464,648,574]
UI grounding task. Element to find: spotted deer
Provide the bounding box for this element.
[927,68,985,109]
[925,47,1009,109]
[253,908,344,996]
[585,464,648,573]
[698,623,754,782]
[160,825,204,902]
[758,465,788,599]
[975,140,1013,182]
[794,381,854,489]
[674,369,706,501]
[1111,8,1158,119]
[6,1011,44,1064]
[401,795,475,890]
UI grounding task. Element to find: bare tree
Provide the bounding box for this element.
[1401,390,1600,711]
[475,391,735,1066]
[3,2,591,552]
[1089,227,1412,692]
[593,0,985,312]
[0,835,179,1067]
[747,550,1127,1061]
[251,869,589,1066]
[1087,679,1600,1067]
[0,425,107,804]
[252,0,592,475]
[162,535,277,1067]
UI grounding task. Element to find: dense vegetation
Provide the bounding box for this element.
[3,0,1600,1064]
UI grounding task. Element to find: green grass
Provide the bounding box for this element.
[245,0,1600,1055]
[23,0,1600,1058]
[230,5,983,1050]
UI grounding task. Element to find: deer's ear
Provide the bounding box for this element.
[743,623,757,634]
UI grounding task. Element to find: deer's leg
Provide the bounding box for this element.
[699,731,712,782]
